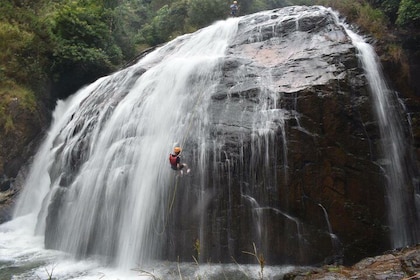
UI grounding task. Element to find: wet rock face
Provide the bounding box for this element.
[4,5,415,268]
[0,97,47,223]
[169,7,396,265]
[284,244,420,279]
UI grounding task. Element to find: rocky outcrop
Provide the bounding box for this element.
[165,6,402,265]
[284,244,420,279]
[33,6,396,266]
[379,27,420,165]
[1,5,419,271]
[0,96,47,223]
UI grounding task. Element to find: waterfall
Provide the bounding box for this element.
[13,18,240,269]
[344,28,420,248]
[6,6,420,278]
[318,203,342,263]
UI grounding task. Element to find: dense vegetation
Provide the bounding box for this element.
[0,0,419,131]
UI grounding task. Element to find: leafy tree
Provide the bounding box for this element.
[187,0,227,29]
[379,0,400,23]
[1,0,418,103]
[167,0,188,36]
[51,1,122,64]
[396,0,420,26]
[150,0,169,12]
[151,5,172,43]
[111,0,153,59]
[136,5,170,46]
[0,20,34,84]
[0,0,52,94]
[136,1,188,46]
[49,0,123,97]
[136,23,156,46]
[103,0,124,9]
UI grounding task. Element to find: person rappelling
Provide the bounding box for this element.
[169,146,191,175]
[230,1,239,17]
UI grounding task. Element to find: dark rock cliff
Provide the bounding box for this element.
[0,5,419,268]
[0,97,47,223]
[380,27,420,164]
[165,7,412,265]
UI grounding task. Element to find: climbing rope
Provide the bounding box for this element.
[154,174,180,235]
[154,89,208,235]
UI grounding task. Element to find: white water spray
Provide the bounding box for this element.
[12,18,240,270]
[344,24,420,248]
[3,6,420,279]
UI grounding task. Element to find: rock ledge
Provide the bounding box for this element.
[284,245,420,279]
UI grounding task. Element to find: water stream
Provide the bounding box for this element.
[1,5,419,280]
[345,28,420,248]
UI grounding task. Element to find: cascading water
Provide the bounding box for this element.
[344,28,420,249]
[2,5,420,279]
[13,18,241,270]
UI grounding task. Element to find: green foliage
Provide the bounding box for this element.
[316,0,362,22]
[111,0,153,59]
[0,22,34,81]
[0,80,37,133]
[379,0,400,23]
[0,3,52,94]
[44,0,126,97]
[358,3,388,39]
[136,23,156,46]
[152,5,172,42]
[187,0,227,28]
[168,1,189,36]
[248,0,269,12]
[315,0,388,39]
[137,1,188,46]
[50,0,122,72]
[0,0,418,106]
[396,0,420,26]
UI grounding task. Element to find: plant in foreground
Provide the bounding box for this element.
[242,242,265,280]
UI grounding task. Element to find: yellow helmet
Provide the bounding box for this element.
[233,1,237,3]
[174,147,181,154]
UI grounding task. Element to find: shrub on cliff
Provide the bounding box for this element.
[396,0,420,26]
